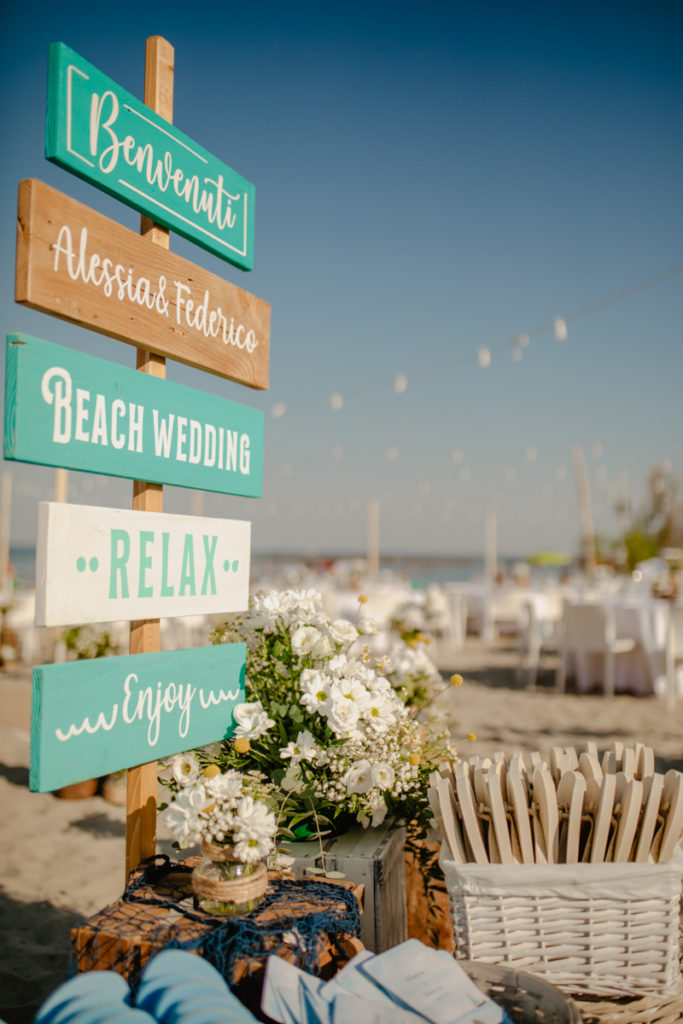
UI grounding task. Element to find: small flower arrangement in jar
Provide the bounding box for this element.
[160,758,277,915]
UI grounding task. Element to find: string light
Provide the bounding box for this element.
[553,317,568,341]
[330,393,343,410]
[268,263,682,416]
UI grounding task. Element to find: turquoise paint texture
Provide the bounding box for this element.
[4,334,263,496]
[46,42,255,270]
[30,643,246,791]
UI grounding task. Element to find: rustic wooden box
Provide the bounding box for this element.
[285,825,407,953]
[70,859,364,1011]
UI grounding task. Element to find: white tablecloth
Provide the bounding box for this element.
[569,598,668,695]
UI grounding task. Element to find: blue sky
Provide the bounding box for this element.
[0,1,681,558]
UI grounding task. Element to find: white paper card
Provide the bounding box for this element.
[360,940,506,1024]
[261,956,308,1024]
[332,993,424,1024]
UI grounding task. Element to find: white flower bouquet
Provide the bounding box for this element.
[162,762,278,862]
[203,588,457,843]
[160,761,278,914]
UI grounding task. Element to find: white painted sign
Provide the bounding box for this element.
[35,502,250,626]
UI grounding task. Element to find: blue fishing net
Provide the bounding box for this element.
[69,855,361,993]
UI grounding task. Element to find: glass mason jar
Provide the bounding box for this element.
[192,842,268,916]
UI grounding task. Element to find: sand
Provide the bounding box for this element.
[1,638,681,1023]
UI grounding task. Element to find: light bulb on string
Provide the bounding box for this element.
[452,448,464,463]
[331,445,343,459]
[477,347,491,368]
[525,446,538,462]
[394,374,408,394]
[271,402,287,419]
[553,317,568,341]
[511,333,529,361]
[386,446,399,461]
[330,393,343,411]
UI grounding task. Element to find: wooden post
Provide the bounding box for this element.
[366,498,380,577]
[54,467,68,504]
[572,444,597,583]
[484,505,497,585]
[125,36,174,879]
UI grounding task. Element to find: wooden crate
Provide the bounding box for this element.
[285,825,407,953]
[71,859,364,1012]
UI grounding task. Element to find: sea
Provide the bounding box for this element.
[8,546,564,592]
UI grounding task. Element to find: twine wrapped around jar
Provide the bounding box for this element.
[192,841,268,908]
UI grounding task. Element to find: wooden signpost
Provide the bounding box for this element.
[15,180,270,388]
[128,37,174,876]
[30,644,246,792]
[35,502,251,626]
[5,334,264,495]
[10,36,268,878]
[46,43,255,270]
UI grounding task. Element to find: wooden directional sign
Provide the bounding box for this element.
[16,180,270,387]
[36,502,251,626]
[30,644,246,792]
[5,334,264,496]
[46,43,255,270]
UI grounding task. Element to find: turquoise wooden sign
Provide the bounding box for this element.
[30,643,246,792]
[4,334,263,496]
[46,42,255,271]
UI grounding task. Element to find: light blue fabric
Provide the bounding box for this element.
[34,973,130,1023]
[34,951,257,1024]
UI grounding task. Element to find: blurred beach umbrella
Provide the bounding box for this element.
[528,550,572,566]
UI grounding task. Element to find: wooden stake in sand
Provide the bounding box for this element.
[125,36,174,879]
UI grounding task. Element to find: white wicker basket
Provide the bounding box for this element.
[440,855,682,998]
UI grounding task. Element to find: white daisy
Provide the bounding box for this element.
[171,752,201,786]
[233,700,275,739]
